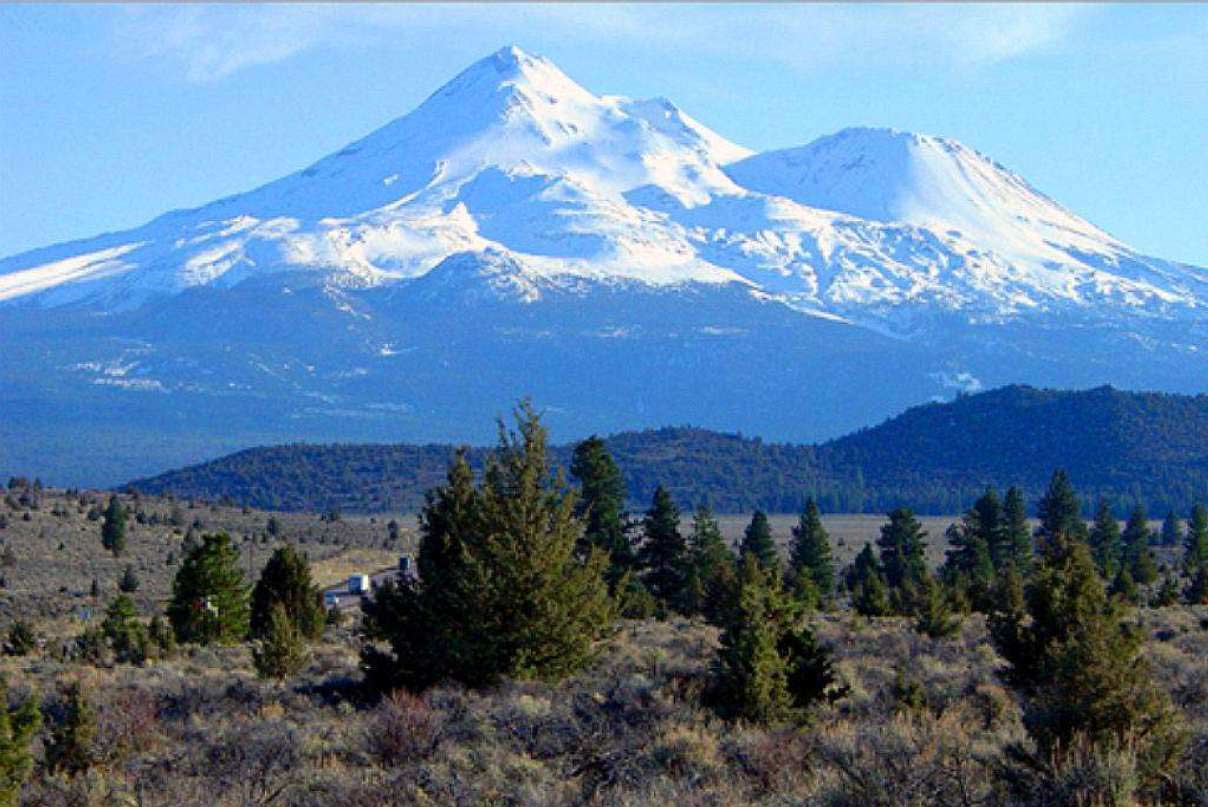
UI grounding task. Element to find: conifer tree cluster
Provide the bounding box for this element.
[710,556,846,722]
[167,532,250,645]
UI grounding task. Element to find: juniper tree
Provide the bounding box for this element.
[638,485,687,610]
[787,498,834,606]
[250,544,324,641]
[0,678,39,806]
[989,526,1182,783]
[4,623,35,657]
[252,603,308,680]
[570,435,634,582]
[101,494,126,557]
[44,683,96,776]
[102,594,150,664]
[362,402,613,692]
[711,555,843,723]
[914,572,961,639]
[167,532,250,645]
[118,564,140,593]
[1088,498,1122,579]
[740,510,778,572]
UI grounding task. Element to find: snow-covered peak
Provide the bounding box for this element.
[725,126,1121,262]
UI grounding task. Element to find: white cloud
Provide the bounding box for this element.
[109,4,1095,83]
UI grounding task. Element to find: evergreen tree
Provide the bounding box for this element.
[570,435,634,582]
[876,508,928,611]
[1159,511,1182,547]
[167,532,250,645]
[361,402,613,692]
[740,510,778,571]
[1184,503,1208,573]
[1185,565,1208,605]
[848,543,890,617]
[250,544,324,642]
[1153,574,1181,607]
[0,678,40,807]
[712,555,843,723]
[914,572,961,639]
[1001,486,1033,574]
[1036,469,1086,553]
[637,485,687,610]
[102,594,150,664]
[682,504,735,622]
[941,506,996,612]
[252,603,308,680]
[1109,566,1139,605]
[1087,498,1122,579]
[989,535,1182,783]
[45,683,96,776]
[1119,505,1158,586]
[118,564,140,593]
[100,494,126,557]
[787,499,834,603]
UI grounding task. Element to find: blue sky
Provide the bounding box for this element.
[2,4,1206,265]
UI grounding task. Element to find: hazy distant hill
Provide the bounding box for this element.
[128,385,1208,516]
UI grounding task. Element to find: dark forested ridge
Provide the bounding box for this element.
[124,385,1208,515]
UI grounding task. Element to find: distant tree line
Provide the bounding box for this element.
[123,385,1208,517]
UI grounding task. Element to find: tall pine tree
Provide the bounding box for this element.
[638,485,687,610]
[1121,505,1158,585]
[166,533,250,645]
[250,545,324,642]
[682,504,736,624]
[1036,469,1086,554]
[787,498,834,605]
[101,494,126,557]
[570,436,634,582]
[876,508,929,611]
[740,510,778,572]
[1088,498,1122,579]
[1182,503,1208,573]
[1001,486,1033,574]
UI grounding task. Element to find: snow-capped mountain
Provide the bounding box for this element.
[1,46,1205,486]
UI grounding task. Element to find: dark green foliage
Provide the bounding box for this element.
[0,678,40,807]
[101,494,126,556]
[941,492,999,612]
[681,505,736,623]
[148,615,176,657]
[876,508,928,612]
[1159,511,1182,547]
[847,543,890,617]
[1120,505,1158,586]
[637,485,687,610]
[118,564,140,593]
[1184,503,1208,573]
[711,556,844,723]
[250,545,324,642]
[4,622,35,657]
[1109,567,1139,605]
[571,435,635,581]
[1153,574,1181,607]
[989,527,1183,784]
[1087,498,1122,579]
[787,499,834,603]
[252,603,308,680]
[44,683,96,777]
[739,510,778,572]
[101,594,150,664]
[1185,565,1208,605]
[1036,470,1087,552]
[915,573,961,639]
[362,403,613,693]
[167,532,250,645]
[127,386,1208,518]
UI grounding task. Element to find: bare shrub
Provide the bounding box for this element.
[366,690,444,766]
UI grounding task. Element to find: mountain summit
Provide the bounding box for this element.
[1,47,1205,485]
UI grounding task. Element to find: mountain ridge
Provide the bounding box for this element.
[123,385,1208,517]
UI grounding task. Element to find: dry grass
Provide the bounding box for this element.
[309,547,405,590]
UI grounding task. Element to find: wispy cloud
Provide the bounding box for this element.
[109,4,1095,83]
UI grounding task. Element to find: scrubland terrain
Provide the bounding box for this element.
[0,488,1204,805]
